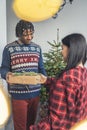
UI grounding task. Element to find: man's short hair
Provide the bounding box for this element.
[16,20,34,37]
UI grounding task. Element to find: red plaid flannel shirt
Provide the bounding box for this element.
[30,67,87,130]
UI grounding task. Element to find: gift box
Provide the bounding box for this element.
[8,72,41,85]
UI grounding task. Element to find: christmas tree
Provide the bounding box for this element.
[44,28,65,77]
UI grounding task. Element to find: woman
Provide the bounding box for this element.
[30,33,87,130]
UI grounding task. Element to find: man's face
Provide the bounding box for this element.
[20,29,34,44]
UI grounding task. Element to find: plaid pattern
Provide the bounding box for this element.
[30,67,87,130]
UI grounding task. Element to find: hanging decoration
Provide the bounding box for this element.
[52,0,74,19]
[12,0,63,22]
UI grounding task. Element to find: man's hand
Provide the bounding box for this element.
[6,72,13,84]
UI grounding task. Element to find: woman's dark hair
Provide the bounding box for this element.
[57,33,87,77]
[16,20,34,37]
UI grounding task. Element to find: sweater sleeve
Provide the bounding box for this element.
[1,46,11,79]
[38,48,47,76]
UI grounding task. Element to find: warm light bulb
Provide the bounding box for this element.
[0,85,11,127]
[71,119,87,130]
[12,0,63,22]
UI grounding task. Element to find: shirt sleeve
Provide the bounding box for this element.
[29,77,66,130]
[63,72,76,112]
[30,116,51,130]
[1,46,11,79]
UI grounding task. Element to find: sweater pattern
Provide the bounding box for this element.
[4,41,44,99]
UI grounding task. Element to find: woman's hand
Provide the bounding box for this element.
[36,74,47,84]
[39,74,47,84]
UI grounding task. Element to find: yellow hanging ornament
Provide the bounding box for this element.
[12,0,63,22]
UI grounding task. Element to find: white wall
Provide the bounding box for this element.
[6,0,87,53]
[0,0,7,66]
[0,2,7,130]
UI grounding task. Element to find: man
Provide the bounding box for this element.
[1,20,46,130]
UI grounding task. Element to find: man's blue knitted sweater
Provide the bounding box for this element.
[1,41,46,99]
